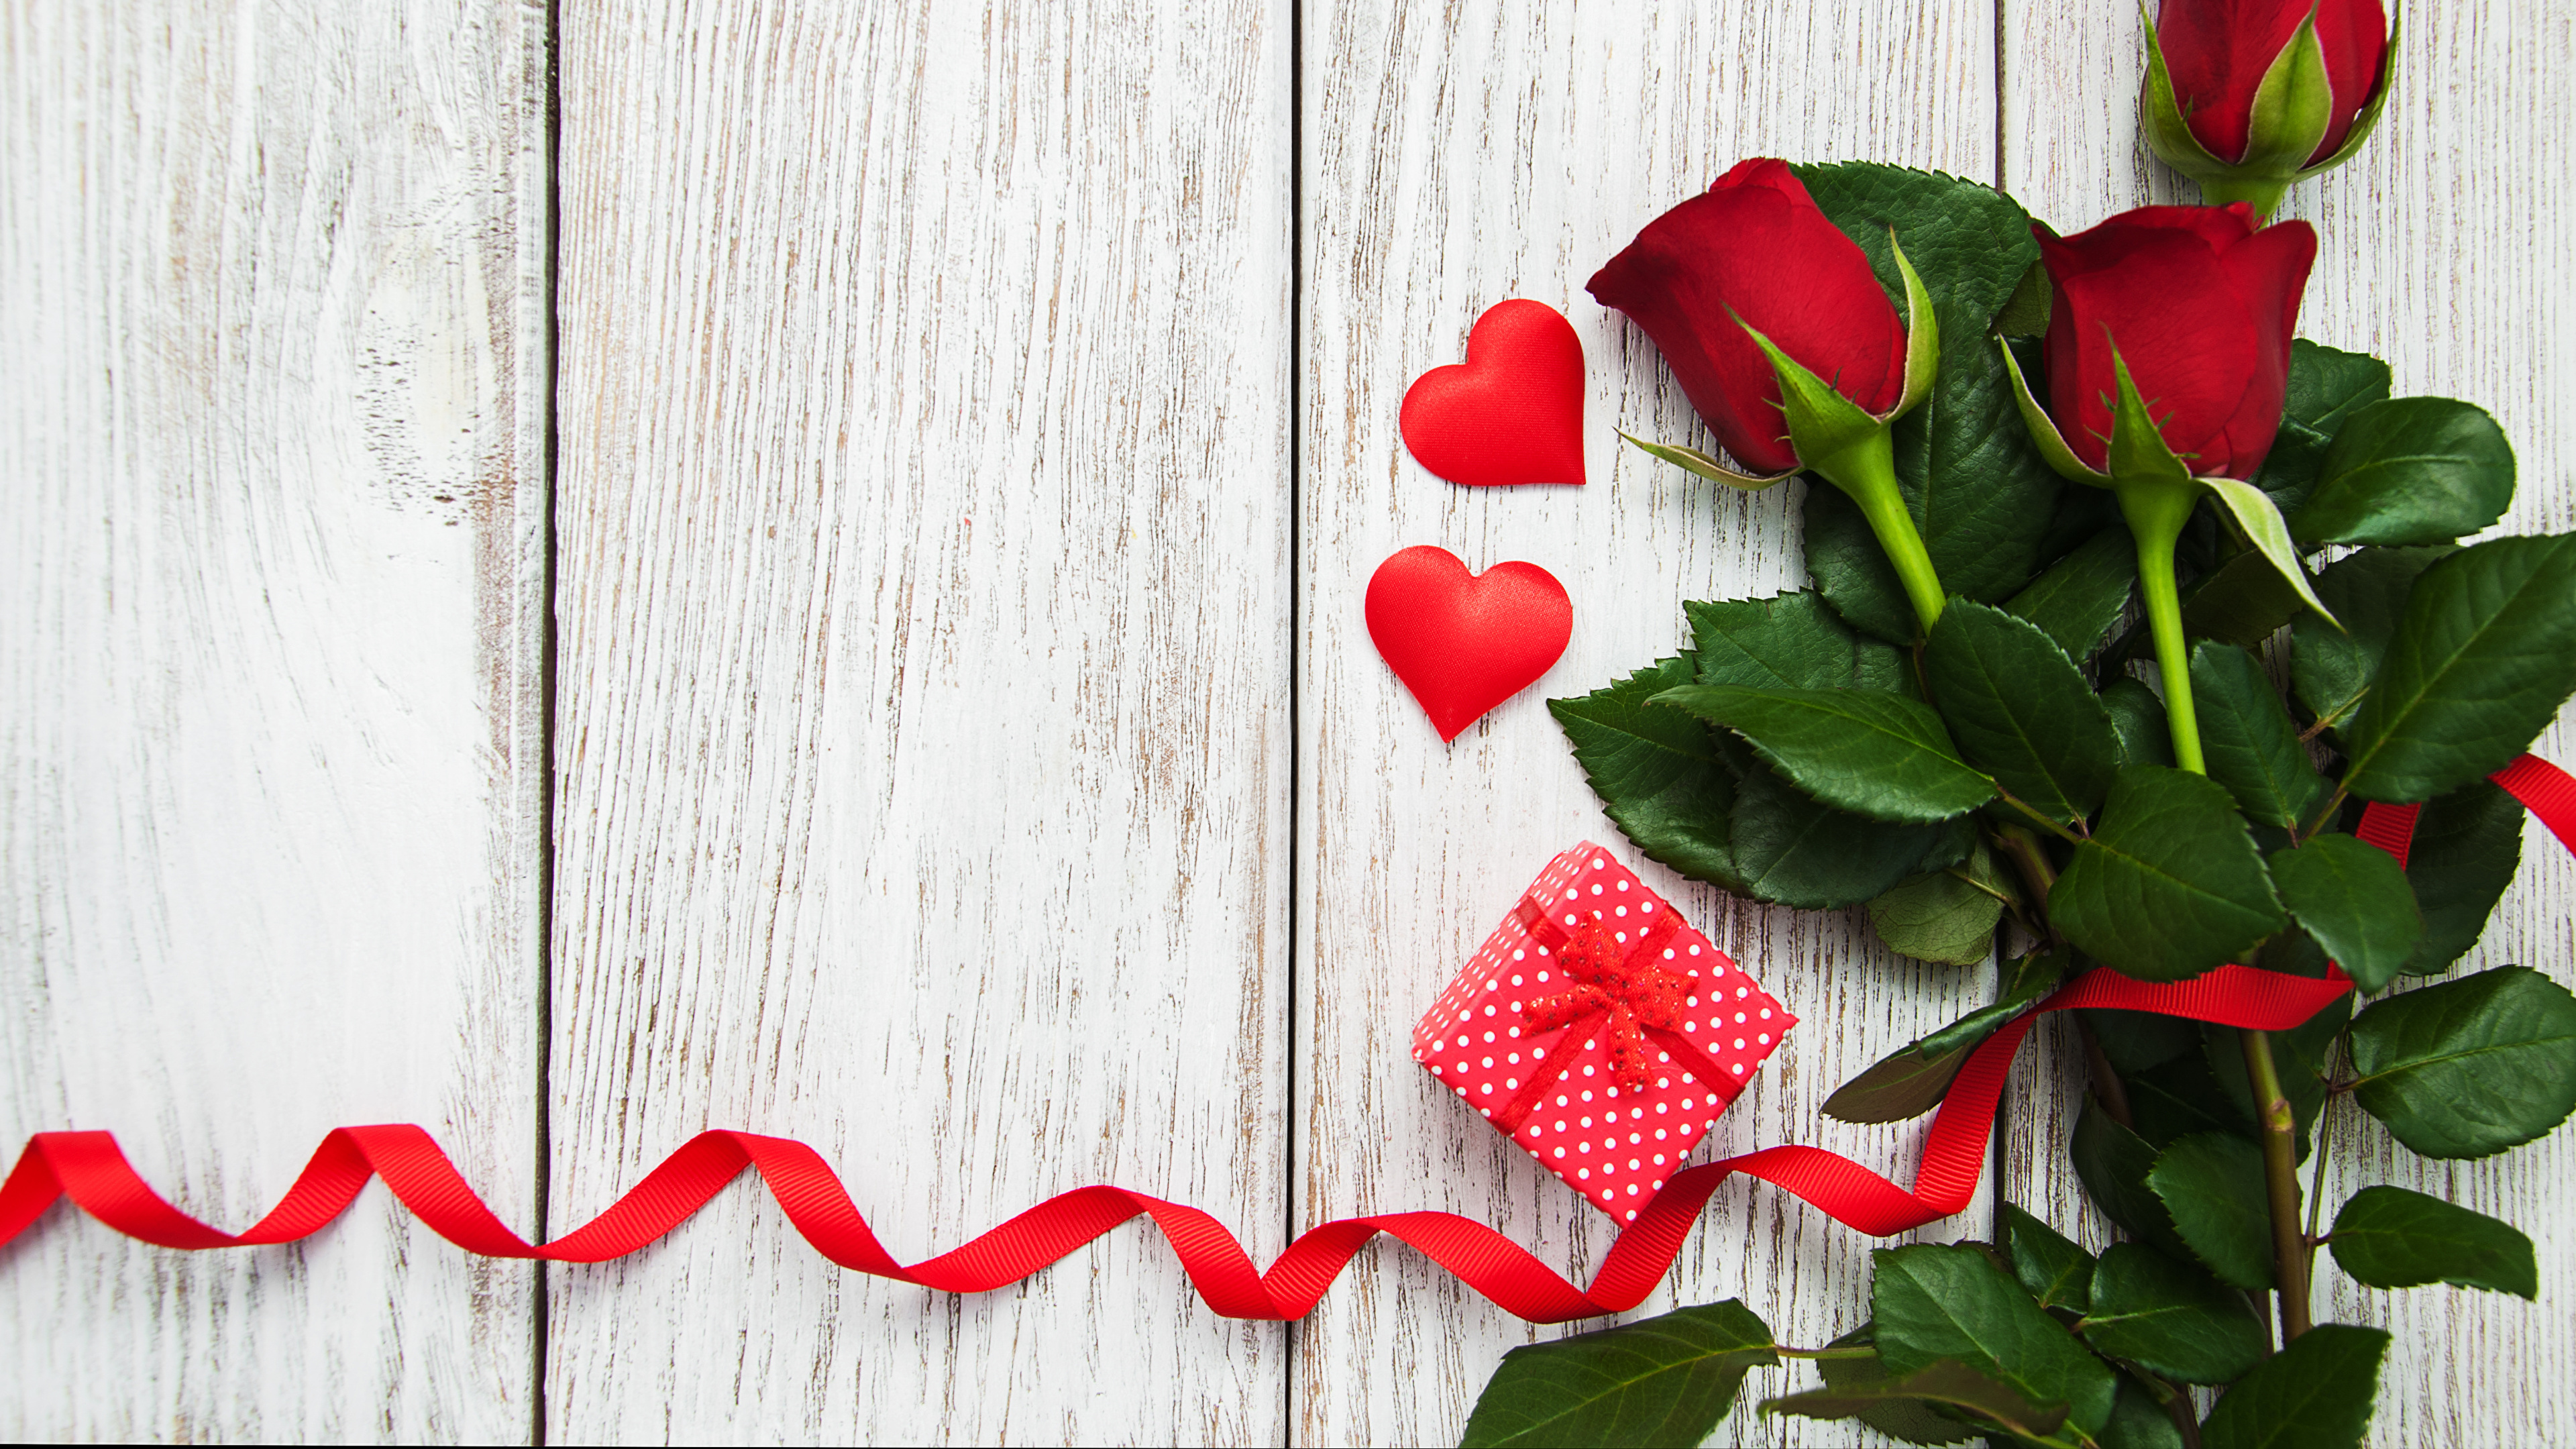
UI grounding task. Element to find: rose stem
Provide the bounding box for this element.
[1819,429,1947,633]
[2117,476,2206,775]
[2240,1026,2313,1341]
[2121,469,2311,1338]
[2198,174,2291,224]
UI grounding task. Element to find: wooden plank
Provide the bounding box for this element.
[1999,0,2576,1441]
[545,2,1293,1440]
[0,0,551,1440]
[1291,4,2003,1443]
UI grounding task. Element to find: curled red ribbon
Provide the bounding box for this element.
[5,755,2568,1324]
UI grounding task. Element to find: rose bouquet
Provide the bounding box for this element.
[1462,3,2576,1445]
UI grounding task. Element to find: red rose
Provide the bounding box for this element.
[1587,159,1905,476]
[2157,0,2389,166]
[2037,204,2318,481]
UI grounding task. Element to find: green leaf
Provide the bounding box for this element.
[1727,763,1950,909]
[1926,600,2119,825]
[1551,656,1750,894]
[2049,765,2289,981]
[1811,1328,1981,1446]
[2341,533,2576,802]
[2284,341,2396,434]
[1870,1244,2119,1438]
[1458,1299,1777,1448]
[2100,1373,2188,1449]
[2178,548,2311,649]
[2198,1324,2389,1449]
[1792,165,2063,641]
[2145,1132,2275,1291]
[2291,546,2451,739]
[1821,1039,1977,1126]
[1794,163,2038,358]
[1686,591,1900,692]
[2128,1052,2252,1150]
[2328,1185,2538,1297]
[1868,838,2009,965]
[1654,684,1994,824]
[1995,258,2051,336]
[2077,1242,2267,1385]
[2001,1203,2095,1313]
[1802,485,1919,645]
[2004,526,2137,660]
[2102,678,2176,769]
[2253,341,2392,522]
[2348,965,2576,1159]
[2253,417,2337,520]
[2268,834,2423,993]
[2292,398,2516,547]
[2073,1095,2194,1260]
[1828,952,2067,1122]
[2401,780,2525,975]
[1805,1332,1981,1446]
[2082,1007,2201,1075]
[2192,642,2332,830]
[1934,948,2069,1055]
[1767,1359,2067,1443]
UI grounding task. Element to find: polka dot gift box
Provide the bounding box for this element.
[1411,842,1795,1221]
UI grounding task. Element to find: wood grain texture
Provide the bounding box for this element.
[546,1,1293,1441]
[2000,1,2576,1442]
[1292,4,2003,1444]
[0,0,551,1440]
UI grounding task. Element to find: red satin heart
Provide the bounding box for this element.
[1365,545,1573,741]
[1400,300,1588,487]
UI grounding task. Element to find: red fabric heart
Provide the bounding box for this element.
[1400,300,1588,487]
[1365,546,1573,741]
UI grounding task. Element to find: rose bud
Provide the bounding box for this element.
[1591,159,1947,629]
[1999,203,2337,773]
[2142,0,2394,219]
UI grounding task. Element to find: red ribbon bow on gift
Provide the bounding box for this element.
[1490,898,1736,1128]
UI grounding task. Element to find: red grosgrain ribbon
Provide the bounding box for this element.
[6,755,2570,1324]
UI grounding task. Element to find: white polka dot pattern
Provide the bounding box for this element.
[1409,841,1797,1220]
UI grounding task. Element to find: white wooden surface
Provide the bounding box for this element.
[5,0,2573,1444]
[0,0,551,1440]
[543,1,1292,1442]
[2000,3,2576,1444]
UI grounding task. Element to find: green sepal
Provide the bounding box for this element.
[1889,229,1940,419]
[2300,3,2400,174]
[1619,430,1792,490]
[2196,474,2339,628]
[2137,1,2236,181]
[2234,7,2338,179]
[1997,335,2110,486]
[1739,319,1892,472]
[2106,350,2196,487]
